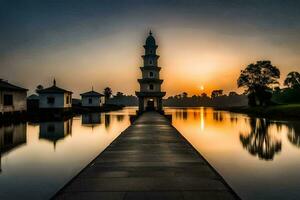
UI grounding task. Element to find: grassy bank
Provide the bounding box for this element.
[217,104,300,119]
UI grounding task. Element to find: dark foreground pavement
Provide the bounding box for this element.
[54,112,240,200]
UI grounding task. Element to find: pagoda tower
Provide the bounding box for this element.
[136,31,166,113]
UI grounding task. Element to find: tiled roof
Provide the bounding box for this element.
[80,90,104,97]
[37,85,72,94]
[0,79,28,91]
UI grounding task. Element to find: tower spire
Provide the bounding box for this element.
[53,78,56,86]
[149,30,152,36]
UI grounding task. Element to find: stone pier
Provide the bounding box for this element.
[54,112,240,200]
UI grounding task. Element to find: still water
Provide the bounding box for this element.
[0,107,300,200]
[0,108,135,200]
[165,107,300,200]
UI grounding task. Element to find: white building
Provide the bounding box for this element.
[80,90,105,107]
[0,79,28,114]
[37,80,72,110]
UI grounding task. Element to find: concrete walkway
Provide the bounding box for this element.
[54,112,239,200]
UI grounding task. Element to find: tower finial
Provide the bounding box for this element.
[149,30,152,36]
[92,86,94,91]
[53,78,56,86]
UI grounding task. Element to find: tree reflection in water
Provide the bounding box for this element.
[287,122,300,147]
[240,118,282,160]
[105,114,111,129]
[213,111,224,122]
[116,115,124,122]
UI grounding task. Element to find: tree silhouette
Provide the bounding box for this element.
[284,71,300,89]
[103,87,112,101]
[181,92,188,99]
[211,90,223,98]
[240,118,281,160]
[115,92,124,98]
[237,60,280,106]
[201,92,208,98]
[35,85,44,93]
[229,91,238,96]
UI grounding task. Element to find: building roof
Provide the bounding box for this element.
[37,85,72,94]
[145,30,156,46]
[37,79,72,94]
[0,79,28,91]
[80,90,104,97]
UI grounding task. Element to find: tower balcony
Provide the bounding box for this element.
[142,55,160,59]
[135,91,166,98]
[140,66,161,71]
[138,78,163,84]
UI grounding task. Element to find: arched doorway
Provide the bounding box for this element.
[146,99,155,111]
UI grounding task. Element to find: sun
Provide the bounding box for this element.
[199,85,204,91]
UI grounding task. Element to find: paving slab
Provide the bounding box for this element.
[53,112,240,200]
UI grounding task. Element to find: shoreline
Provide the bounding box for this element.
[0,104,124,124]
[215,104,300,120]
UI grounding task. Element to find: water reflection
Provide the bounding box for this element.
[174,108,204,121]
[0,108,134,200]
[1,107,300,200]
[287,122,300,147]
[0,123,27,172]
[213,111,224,122]
[175,108,188,120]
[39,119,72,148]
[239,118,282,160]
[82,113,101,127]
[166,107,300,200]
[0,123,27,155]
[105,114,111,129]
[116,114,125,122]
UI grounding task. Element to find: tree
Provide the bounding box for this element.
[181,92,188,99]
[201,92,208,98]
[175,94,181,99]
[116,92,124,98]
[229,91,238,96]
[284,71,300,88]
[211,90,223,98]
[35,85,43,93]
[237,60,280,106]
[103,87,112,101]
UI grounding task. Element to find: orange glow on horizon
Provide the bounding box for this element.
[1,29,299,98]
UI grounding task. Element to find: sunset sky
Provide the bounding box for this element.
[1,0,300,97]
